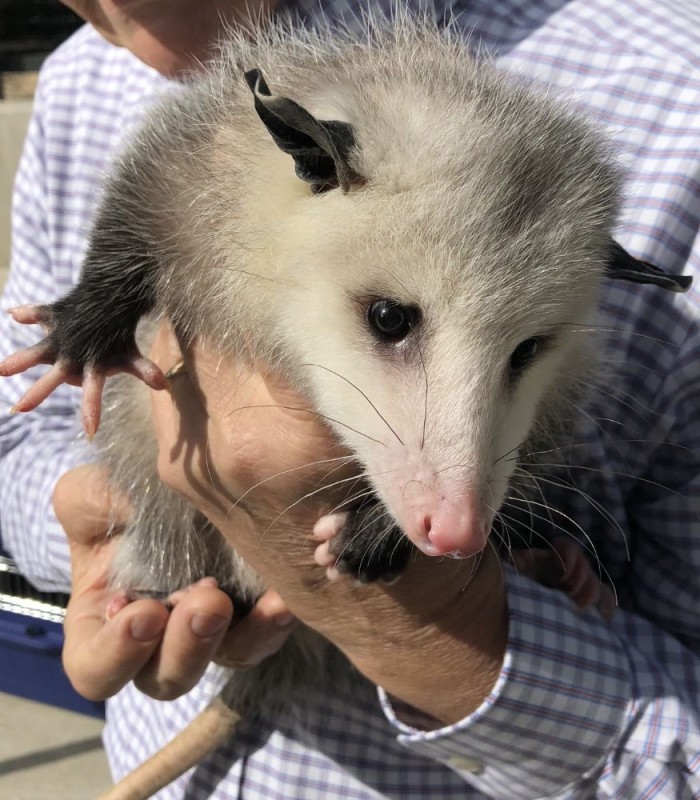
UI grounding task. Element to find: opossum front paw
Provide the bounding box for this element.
[511,537,616,619]
[549,537,616,619]
[313,507,412,584]
[1,304,166,436]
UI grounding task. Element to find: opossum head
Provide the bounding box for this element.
[280,193,610,558]
[241,58,624,559]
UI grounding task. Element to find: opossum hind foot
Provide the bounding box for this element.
[1,304,167,437]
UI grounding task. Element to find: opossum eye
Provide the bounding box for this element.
[509,337,540,371]
[367,300,419,341]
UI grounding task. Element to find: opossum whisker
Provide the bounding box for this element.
[559,322,677,348]
[516,434,694,465]
[491,512,541,564]
[359,519,398,578]
[431,462,473,477]
[223,454,358,519]
[511,466,556,534]
[305,451,371,492]
[488,518,513,562]
[495,509,585,589]
[522,439,694,456]
[492,438,528,466]
[226,403,388,446]
[496,502,562,559]
[505,488,615,589]
[597,357,669,381]
[321,485,377,519]
[416,340,428,450]
[560,399,631,468]
[310,462,362,498]
[496,484,535,552]
[592,383,660,420]
[458,550,483,593]
[520,460,688,502]
[500,497,615,591]
[515,440,612,462]
[300,363,403,446]
[486,536,507,586]
[259,474,382,548]
[486,482,517,566]
[206,264,291,286]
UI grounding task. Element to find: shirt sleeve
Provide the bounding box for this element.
[0,73,91,593]
[378,324,700,799]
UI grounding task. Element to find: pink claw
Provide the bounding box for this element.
[82,368,106,439]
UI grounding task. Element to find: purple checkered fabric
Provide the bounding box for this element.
[1,1,698,797]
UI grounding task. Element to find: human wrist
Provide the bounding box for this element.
[207,495,507,727]
[342,548,508,725]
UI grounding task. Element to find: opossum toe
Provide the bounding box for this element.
[314,540,337,568]
[11,360,73,413]
[6,304,50,328]
[0,339,56,378]
[125,354,169,390]
[311,512,349,541]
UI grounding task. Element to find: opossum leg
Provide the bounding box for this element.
[314,503,412,584]
[1,221,166,431]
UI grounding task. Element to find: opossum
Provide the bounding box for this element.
[0,12,691,800]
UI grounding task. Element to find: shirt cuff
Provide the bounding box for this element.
[378,566,630,799]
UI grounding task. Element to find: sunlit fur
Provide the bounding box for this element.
[94,6,620,755]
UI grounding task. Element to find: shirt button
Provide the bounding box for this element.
[448,756,484,774]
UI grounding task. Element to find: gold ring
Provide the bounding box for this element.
[165,360,187,382]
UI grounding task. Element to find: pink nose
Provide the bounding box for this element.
[409,496,490,557]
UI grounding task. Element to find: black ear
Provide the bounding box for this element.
[244,68,360,193]
[606,240,692,293]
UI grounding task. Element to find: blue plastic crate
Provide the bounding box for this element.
[0,554,104,718]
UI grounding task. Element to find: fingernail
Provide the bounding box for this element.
[191,612,229,638]
[130,615,166,642]
[195,577,218,588]
[105,592,129,621]
[274,612,297,628]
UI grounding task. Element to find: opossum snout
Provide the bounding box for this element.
[402,487,490,558]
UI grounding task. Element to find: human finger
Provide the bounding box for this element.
[63,593,169,701]
[54,463,131,548]
[214,590,297,670]
[133,582,234,700]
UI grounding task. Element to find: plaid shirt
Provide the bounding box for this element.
[1,1,698,797]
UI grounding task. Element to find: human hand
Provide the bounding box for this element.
[151,324,508,725]
[55,463,297,702]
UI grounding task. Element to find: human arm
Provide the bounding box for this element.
[0,45,299,702]
[150,329,700,799]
